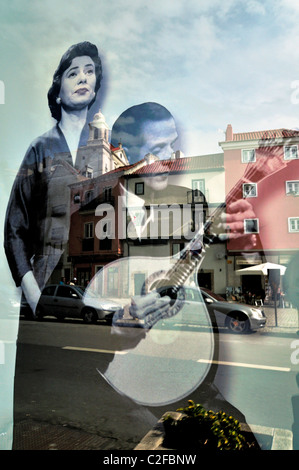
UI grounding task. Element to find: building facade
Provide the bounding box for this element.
[219,124,299,297]
[52,112,299,302]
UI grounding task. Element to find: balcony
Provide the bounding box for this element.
[79,194,115,212]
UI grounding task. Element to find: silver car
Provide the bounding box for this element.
[182,287,266,333]
[35,284,122,324]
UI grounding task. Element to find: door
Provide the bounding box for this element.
[197,272,212,290]
[134,273,146,296]
[77,268,92,288]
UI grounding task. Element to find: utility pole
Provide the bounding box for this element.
[268,269,280,327]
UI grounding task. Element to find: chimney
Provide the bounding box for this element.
[175,150,184,159]
[226,124,233,141]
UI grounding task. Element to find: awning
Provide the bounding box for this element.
[235,262,287,275]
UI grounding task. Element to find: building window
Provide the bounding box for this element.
[192,179,205,193]
[241,149,256,163]
[99,238,112,250]
[84,190,94,203]
[286,181,299,195]
[244,218,259,233]
[84,222,94,239]
[94,128,99,139]
[82,165,93,179]
[135,182,144,195]
[243,183,257,198]
[104,187,112,201]
[289,217,299,232]
[284,145,298,160]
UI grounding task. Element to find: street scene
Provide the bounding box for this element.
[9,301,298,450]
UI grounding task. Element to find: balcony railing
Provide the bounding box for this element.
[79,195,115,211]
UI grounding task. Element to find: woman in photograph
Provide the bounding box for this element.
[4,41,103,316]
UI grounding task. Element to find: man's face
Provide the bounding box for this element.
[139,118,178,160]
[59,56,96,111]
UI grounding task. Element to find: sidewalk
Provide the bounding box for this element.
[12,419,128,450]
[262,305,298,332]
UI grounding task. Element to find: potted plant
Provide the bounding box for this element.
[162,400,259,450]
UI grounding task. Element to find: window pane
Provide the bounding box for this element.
[135,183,144,195]
[192,179,205,192]
[243,183,257,197]
[289,218,299,232]
[286,181,299,194]
[42,286,56,296]
[242,149,255,163]
[284,145,298,160]
[84,223,93,238]
[244,219,259,233]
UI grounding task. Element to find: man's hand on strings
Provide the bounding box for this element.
[109,291,171,352]
[130,291,171,328]
[113,291,171,330]
[218,199,258,249]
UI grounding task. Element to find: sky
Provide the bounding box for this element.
[1,0,299,261]
[2,0,299,167]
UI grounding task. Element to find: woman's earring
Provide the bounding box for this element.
[56,97,62,105]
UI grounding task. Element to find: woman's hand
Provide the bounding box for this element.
[21,271,41,316]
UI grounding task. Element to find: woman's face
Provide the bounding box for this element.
[59,55,96,111]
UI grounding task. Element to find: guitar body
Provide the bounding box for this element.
[84,256,215,406]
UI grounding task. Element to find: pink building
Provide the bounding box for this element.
[219,125,299,294]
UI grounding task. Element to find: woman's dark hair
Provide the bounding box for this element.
[47,41,103,121]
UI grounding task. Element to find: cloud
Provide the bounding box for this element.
[245,0,266,15]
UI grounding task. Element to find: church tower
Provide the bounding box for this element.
[76,110,113,179]
[87,110,112,178]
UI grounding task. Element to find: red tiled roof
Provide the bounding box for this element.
[132,154,224,175]
[110,144,120,151]
[104,159,146,176]
[230,128,299,142]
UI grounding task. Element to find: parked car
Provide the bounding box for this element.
[182,286,266,333]
[34,284,122,323]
